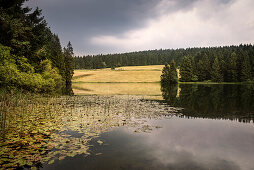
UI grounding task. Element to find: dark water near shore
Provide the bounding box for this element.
[1,84,254,169]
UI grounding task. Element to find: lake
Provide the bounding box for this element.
[1,83,254,169]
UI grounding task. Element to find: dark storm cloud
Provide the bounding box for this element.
[40,0,158,34]
[27,0,160,53]
[26,0,237,54]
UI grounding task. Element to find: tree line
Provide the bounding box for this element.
[179,49,252,82]
[0,0,74,94]
[74,44,254,82]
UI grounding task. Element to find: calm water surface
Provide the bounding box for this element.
[1,84,254,169]
[44,84,254,170]
[44,117,254,170]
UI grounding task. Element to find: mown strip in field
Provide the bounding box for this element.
[72,74,94,80]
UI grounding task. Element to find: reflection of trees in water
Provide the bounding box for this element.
[161,84,254,123]
[161,84,179,106]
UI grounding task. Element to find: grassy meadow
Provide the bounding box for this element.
[73,65,164,83]
[72,65,166,99]
[73,82,161,96]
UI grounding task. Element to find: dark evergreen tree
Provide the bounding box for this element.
[196,60,206,81]
[202,53,211,80]
[180,56,194,82]
[161,60,178,85]
[63,42,74,95]
[168,60,178,84]
[228,52,238,82]
[161,63,170,85]
[240,55,251,81]
[211,57,223,82]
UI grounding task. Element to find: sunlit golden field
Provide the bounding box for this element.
[73,65,164,83]
[72,65,165,99]
[72,82,161,95]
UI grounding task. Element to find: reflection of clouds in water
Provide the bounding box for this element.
[154,149,240,170]
[0,95,178,168]
[137,117,254,170]
[2,94,254,169]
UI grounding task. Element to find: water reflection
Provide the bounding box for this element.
[43,117,254,170]
[1,85,254,169]
[161,84,254,123]
[0,95,177,169]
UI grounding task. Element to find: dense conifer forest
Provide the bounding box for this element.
[74,44,254,82]
[0,0,74,94]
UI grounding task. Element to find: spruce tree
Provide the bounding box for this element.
[211,57,223,82]
[202,54,211,80]
[64,41,74,95]
[168,60,178,84]
[180,56,194,82]
[161,60,178,85]
[196,60,206,81]
[228,52,238,82]
[240,55,251,81]
[161,63,170,85]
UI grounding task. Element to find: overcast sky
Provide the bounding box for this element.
[26,0,254,55]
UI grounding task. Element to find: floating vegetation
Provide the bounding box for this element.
[0,94,179,169]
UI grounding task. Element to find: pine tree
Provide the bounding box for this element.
[240,55,251,81]
[64,41,74,95]
[161,63,170,85]
[202,53,211,80]
[168,60,178,84]
[196,60,206,81]
[180,56,194,82]
[228,52,238,82]
[161,60,178,85]
[211,57,223,82]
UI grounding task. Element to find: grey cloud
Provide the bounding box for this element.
[28,1,158,34]
[26,0,239,54]
[158,0,234,14]
[27,0,162,54]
